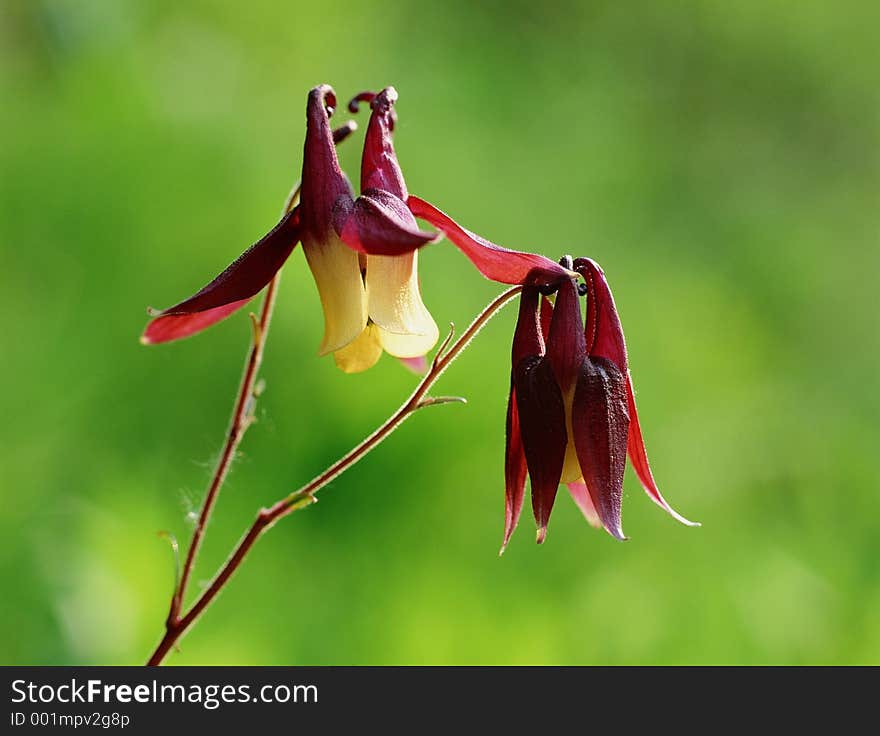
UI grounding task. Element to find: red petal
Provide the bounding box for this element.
[571,356,629,540]
[575,257,697,527]
[141,300,251,345]
[546,278,587,394]
[407,196,572,288]
[501,383,527,553]
[340,189,437,255]
[360,87,408,198]
[300,85,355,242]
[626,379,699,526]
[141,209,300,345]
[513,355,567,544]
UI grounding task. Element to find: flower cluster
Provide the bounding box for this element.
[143,85,696,545]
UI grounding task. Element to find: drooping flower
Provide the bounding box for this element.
[141,85,438,373]
[140,85,348,349]
[321,88,439,373]
[502,257,698,550]
[142,84,571,372]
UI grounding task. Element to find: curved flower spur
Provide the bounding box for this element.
[142,84,571,372]
[502,257,699,550]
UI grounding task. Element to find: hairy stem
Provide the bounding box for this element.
[147,286,522,665]
[149,120,357,664]
[168,275,280,624]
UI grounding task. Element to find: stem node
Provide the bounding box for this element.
[416,395,468,409]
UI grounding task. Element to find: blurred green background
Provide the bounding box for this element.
[1,0,878,665]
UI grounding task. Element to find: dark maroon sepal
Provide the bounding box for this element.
[546,278,587,394]
[511,287,546,365]
[539,296,553,340]
[340,188,438,255]
[360,87,407,198]
[141,208,301,345]
[300,85,355,242]
[503,289,546,549]
[573,257,627,371]
[513,355,567,544]
[571,356,630,540]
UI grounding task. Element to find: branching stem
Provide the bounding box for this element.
[146,284,520,665]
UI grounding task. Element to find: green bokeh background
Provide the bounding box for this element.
[2,0,878,665]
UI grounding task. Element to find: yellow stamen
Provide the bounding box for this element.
[560,384,581,484]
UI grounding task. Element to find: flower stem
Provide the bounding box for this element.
[146,285,522,665]
[167,274,280,626]
[157,185,298,645]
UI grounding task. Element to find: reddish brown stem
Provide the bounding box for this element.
[146,286,522,665]
[150,122,359,665]
[158,185,299,639]
[167,275,279,625]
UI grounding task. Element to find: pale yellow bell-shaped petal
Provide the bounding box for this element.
[365,251,439,359]
[333,323,383,373]
[302,233,367,355]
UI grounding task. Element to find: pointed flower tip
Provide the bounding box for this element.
[606,523,628,542]
[139,334,152,346]
[671,511,701,528]
[501,515,517,556]
[535,527,547,545]
[649,493,701,528]
[665,504,701,528]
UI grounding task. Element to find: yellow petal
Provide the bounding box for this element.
[333,323,383,373]
[560,438,582,485]
[560,385,581,484]
[365,251,439,358]
[301,234,367,355]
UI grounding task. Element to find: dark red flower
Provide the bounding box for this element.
[142,84,571,372]
[502,257,698,550]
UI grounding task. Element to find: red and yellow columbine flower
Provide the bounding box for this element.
[142,84,570,370]
[321,87,438,372]
[143,84,437,372]
[503,257,698,549]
